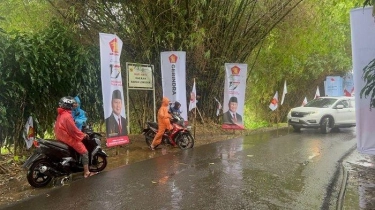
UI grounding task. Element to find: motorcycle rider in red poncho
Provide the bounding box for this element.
[54,96,96,178]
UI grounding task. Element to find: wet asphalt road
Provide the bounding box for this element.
[1,127,356,210]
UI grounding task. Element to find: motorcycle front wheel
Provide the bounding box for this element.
[90,154,107,172]
[176,132,194,150]
[26,158,53,188]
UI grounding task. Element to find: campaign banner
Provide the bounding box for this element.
[99,33,129,147]
[343,72,354,96]
[325,76,343,96]
[160,51,187,121]
[351,7,375,155]
[222,63,247,130]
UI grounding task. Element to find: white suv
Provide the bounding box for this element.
[287,97,356,133]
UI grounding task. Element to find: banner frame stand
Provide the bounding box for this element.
[126,62,156,136]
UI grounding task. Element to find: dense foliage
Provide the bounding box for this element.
[0,0,367,153]
[246,0,357,123]
[0,20,101,154]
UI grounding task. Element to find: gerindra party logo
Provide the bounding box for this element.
[231,66,240,75]
[109,38,119,54]
[169,54,178,63]
[229,66,241,90]
[109,38,121,79]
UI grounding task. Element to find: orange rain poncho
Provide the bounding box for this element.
[54,107,87,154]
[151,97,172,147]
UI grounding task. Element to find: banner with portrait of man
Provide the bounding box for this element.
[222,63,247,130]
[99,33,129,147]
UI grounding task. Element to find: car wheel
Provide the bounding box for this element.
[320,117,333,134]
[292,126,301,132]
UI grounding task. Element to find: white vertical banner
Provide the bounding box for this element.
[325,76,343,96]
[188,79,196,111]
[351,7,375,155]
[99,33,129,147]
[222,63,247,130]
[301,97,308,106]
[314,86,320,99]
[281,80,287,105]
[23,116,35,149]
[269,91,278,111]
[343,72,355,96]
[160,51,188,121]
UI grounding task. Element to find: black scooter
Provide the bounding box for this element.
[23,124,108,188]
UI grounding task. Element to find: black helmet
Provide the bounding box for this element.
[59,96,76,110]
[174,101,181,109]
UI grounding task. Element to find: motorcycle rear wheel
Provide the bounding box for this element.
[26,158,53,188]
[177,133,194,150]
[89,154,107,172]
[144,130,155,146]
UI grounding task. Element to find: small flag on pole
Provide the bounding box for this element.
[314,86,320,99]
[214,97,222,116]
[23,116,35,149]
[351,87,355,96]
[302,97,308,106]
[281,80,287,105]
[269,91,278,111]
[189,79,197,111]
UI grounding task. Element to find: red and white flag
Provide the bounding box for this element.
[344,86,355,96]
[301,97,308,106]
[281,80,287,105]
[314,86,320,99]
[269,91,278,111]
[189,80,197,111]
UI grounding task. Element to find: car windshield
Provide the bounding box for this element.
[304,98,338,108]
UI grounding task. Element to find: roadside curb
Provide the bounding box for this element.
[321,144,356,210]
[336,160,349,210]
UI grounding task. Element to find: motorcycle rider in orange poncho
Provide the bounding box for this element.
[150,97,173,150]
[54,96,95,178]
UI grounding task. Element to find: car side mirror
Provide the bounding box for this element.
[336,104,344,109]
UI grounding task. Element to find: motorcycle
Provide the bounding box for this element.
[23,124,108,188]
[143,113,194,150]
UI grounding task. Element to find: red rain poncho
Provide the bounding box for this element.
[54,107,87,154]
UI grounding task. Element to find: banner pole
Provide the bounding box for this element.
[276,103,279,137]
[193,78,196,139]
